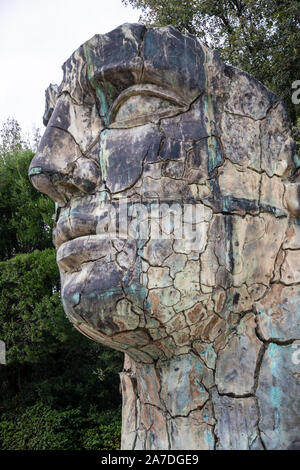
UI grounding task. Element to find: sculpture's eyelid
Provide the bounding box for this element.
[43,104,55,126]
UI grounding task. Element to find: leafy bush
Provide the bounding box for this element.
[0,248,123,414]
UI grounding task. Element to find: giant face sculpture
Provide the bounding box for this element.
[29,24,300,450]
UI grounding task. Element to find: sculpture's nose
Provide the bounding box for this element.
[29,124,101,206]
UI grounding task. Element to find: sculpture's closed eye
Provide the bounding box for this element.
[108,84,188,128]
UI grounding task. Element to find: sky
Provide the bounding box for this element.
[0,0,141,137]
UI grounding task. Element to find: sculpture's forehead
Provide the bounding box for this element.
[59,23,206,113]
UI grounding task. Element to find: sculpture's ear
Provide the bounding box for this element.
[43,83,59,126]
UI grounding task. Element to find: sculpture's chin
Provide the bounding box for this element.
[60,257,148,340]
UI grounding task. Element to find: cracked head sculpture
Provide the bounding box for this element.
[29,24,300,450]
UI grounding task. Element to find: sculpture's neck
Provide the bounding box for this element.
[120,348,264,450]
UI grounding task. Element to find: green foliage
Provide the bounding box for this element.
[124,0,300,123]
[0,117,41,157]
[0,249,63,364]
[81,409,122,450]
[0,404,83,450]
